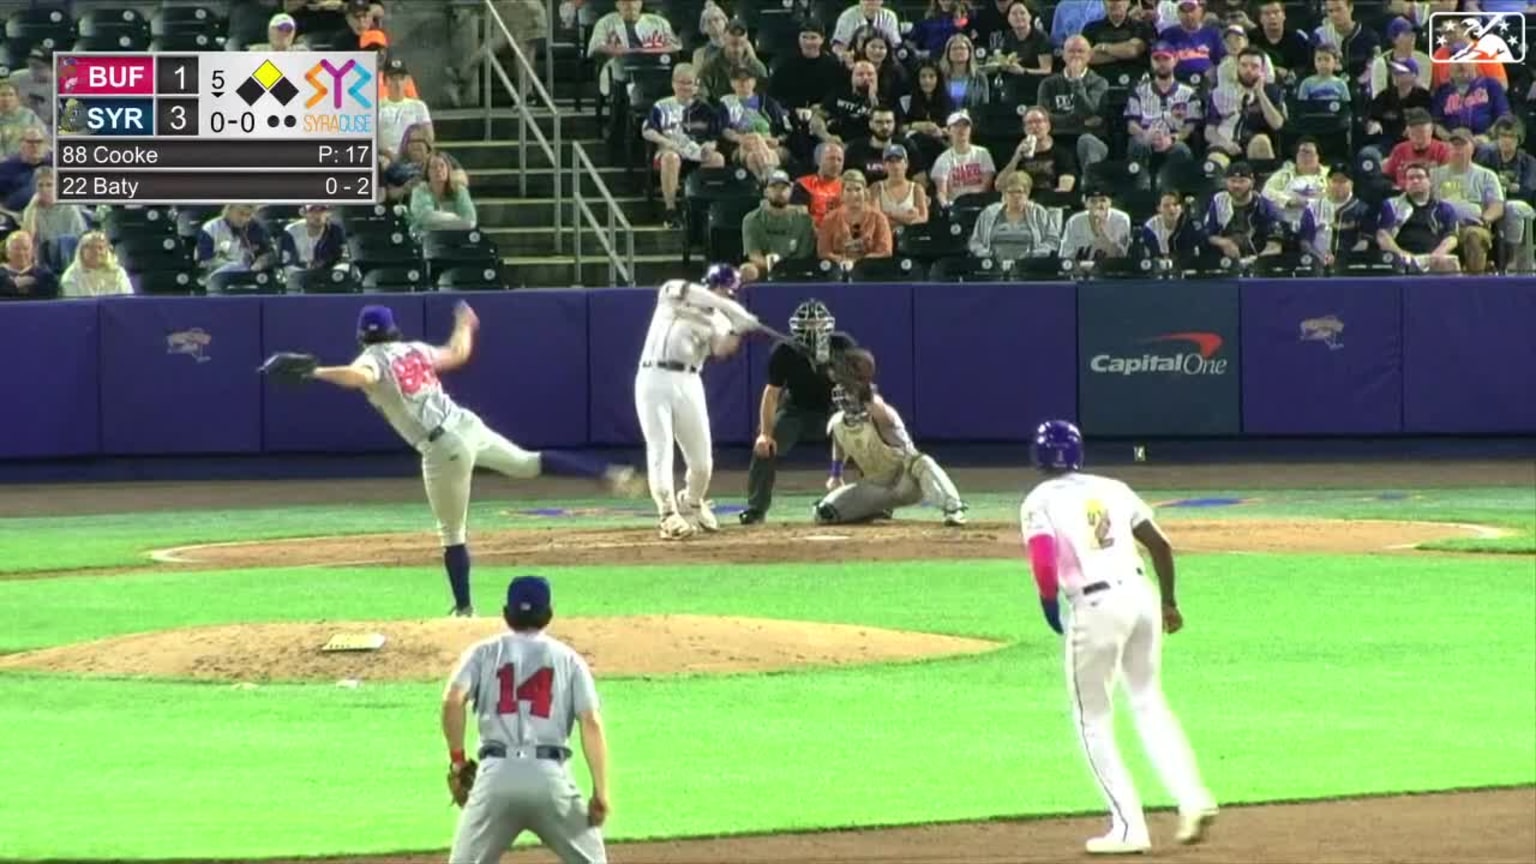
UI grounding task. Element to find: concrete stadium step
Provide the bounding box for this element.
[475,196,653,228]
[468,166,644,198]
[487,224,686,257]
[502,255,685,289]
[432,107,606,144]
[436,138,606,171]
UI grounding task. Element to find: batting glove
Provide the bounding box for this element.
[1040,598,1063,635]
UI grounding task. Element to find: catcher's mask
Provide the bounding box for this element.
[832,384,870,423]
[789,299,835,363]
[357,304,402,345]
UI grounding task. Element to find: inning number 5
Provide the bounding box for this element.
[212,70,224,90]
[496,665,554,717]
[1086,500,1115,550]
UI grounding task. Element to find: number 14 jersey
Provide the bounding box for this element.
[1020,472,1156,595]
[355,341,461,450]
[451,631,601,751]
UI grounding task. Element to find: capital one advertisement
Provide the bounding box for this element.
[1077,281,1242,437]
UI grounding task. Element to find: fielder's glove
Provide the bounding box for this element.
[257,352,318,384]
[447,758,478,808]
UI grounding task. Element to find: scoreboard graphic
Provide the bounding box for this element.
[53,51,379,205]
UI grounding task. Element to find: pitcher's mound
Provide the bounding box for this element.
[0,615,1004,683]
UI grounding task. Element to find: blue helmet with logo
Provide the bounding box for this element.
[1032,420,1083,471]
[704,263,740,296]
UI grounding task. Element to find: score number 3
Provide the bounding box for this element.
[1086,500,1115,550]
[496,665,554,717]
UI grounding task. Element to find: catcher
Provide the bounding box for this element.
[813,348,969,527]
[443,575,610,864]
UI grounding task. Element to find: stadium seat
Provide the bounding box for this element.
[104,207,175,243]
[73,31,150,52]
[77,8,149,40]
[290,266,362,294]
[895,218,968,261]
[207,269,281,295]
[682,166,759,257]
[148,33,220,52]
[435,264,507,291]
[704,197,758,264]
[117,235,193,272]
[751,9,801,64]
[150,6,221,38]
[4,8,74,52]
[175,206,220,240]
[849,256,924,282]
[348,235,424,271]
[948,191,999,235]
[1250,251,1325,278]
[362,265,428,293]
[764,257,839,283]
[133,269,201,296]
[422,229,499,280]
[929,255,1006,283]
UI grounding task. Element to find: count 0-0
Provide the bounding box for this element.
[208,110,256,134]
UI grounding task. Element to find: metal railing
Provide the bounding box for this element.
[571,142,636,287]
[481,0,563,252]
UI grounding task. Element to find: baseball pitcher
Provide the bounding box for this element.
[265,303,642,616]
[811,348,969,526]
[443,575,609,864]
[635,264,761,540]
[1021,420,1217,855]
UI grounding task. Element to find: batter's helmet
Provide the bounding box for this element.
[1032,420,1083,471]
[704,263,741,296]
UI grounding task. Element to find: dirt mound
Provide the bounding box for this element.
[0,615,1002,683]
[151,518,1495,570]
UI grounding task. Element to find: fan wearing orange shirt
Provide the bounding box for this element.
[792,143,847,227]
[816,171,894,266]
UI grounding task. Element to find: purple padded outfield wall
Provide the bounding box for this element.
[1,278,1532,463]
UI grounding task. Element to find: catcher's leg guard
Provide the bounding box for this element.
[911,454,966,515]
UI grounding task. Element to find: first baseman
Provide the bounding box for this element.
[634,264,761,539]
[443,575,609,864]
[1021,420,1217,854]
[298,304,642,616]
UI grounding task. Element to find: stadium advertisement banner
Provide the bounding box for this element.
[1402,280,1536,434]
[1240,278,1403,436]
[1077,280,1241,437]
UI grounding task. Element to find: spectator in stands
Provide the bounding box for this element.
[831,0,902,58]
[379,59,432,158]
[1479,117,1536,271]
[0,129,51,216]
[1433,63,1511,140]
[587,0,682,99]
[1429,15,1509,92]
[331,0,383,52]
[999,108,1078,197]
[1215,25,1274,88]
[855,32,909,99]
[1083,0,1155,84]
[771,21,843,111]
[642,63,724,228]
[1247,0,1311,86]
[993,1,1055,77]
[384,123,468,199]
[694,4,734,67]
[1139,190,1207,260]
[1313,0,1380,88]
[20,168,86,271]
[871,144,930,227]
[1126,43,1202,168]
[973,0,1041,52]
[0,83,43,158]
[698,24,768,100]
[1161,0,1223,81]
[931,111,997,207]
[967,171,1060,259]
[1051,0,1105,47]
[721,68,791,182]
[7,47,53,130]
[1377,162,1462,272]
[816,60,891,143]
[0,229,57,299]
[197,205,276,276]
[793,142,847,227]
[937,34,992,109]
[896,62,955,175]
[1299,166,1374,265]
[1262,138,1331,229]
[362,31,421,101]
[1205,162,1284,258]
[60,230,132,298]
[910,0,971,58]
[1383,108,1451,186]
[1060,185,1133,260]
[1369,18,1431,97]
[1039,35,1111,171]
[410,153,479,231]
[250,12,303,51]
[1297,44,1351,104]
[741,170,818,281]
[817,170,893,265]
[845,107,900,183]
[1366,59,1432,155]
[1433,128,1508,274]
[280,204,349,281]
[1205,47,1287,165]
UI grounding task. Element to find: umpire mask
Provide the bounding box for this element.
[789,299,835,364]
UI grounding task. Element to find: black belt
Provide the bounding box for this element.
[478,743,571,762]
[425,425,445,444]
[643,360,700,374]
[1083,581,1112,596]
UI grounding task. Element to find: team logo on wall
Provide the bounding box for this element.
[166,328,213,363]
[1299,315,1345,351]
[1089,331,1229,376]
[1431,13,1527,64]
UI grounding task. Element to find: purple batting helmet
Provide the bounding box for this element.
[704,263,741,295]
[1032,420,1084,471]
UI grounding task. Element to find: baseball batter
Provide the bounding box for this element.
[443,575,609,864]
[635,264,761,539]
[305,303,642,616]
[1020,420,1218,855]
[811,349,968,526]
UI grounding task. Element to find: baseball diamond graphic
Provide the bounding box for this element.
[236,60,299,107]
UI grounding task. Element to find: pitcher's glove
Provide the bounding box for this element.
[447,759,478,808]
[257,352,318,383]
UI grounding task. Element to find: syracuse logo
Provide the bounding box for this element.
[1089,331,1228,376]
[166,328,212,363]
[1299,315,1345,350]
[305,58,374,110]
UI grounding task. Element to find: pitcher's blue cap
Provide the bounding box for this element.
[357,304,396,335]
[507,576,552,613]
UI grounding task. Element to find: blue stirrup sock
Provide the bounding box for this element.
[539,450,611,479]
[444,544,472,609]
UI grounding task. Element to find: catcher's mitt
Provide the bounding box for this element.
[447,759,478,808]
[257,352,318,383]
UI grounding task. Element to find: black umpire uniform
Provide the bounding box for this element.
[739,330,858,523]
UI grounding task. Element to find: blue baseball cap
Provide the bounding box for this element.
[357,304,396,336]
[506,576,552,613]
